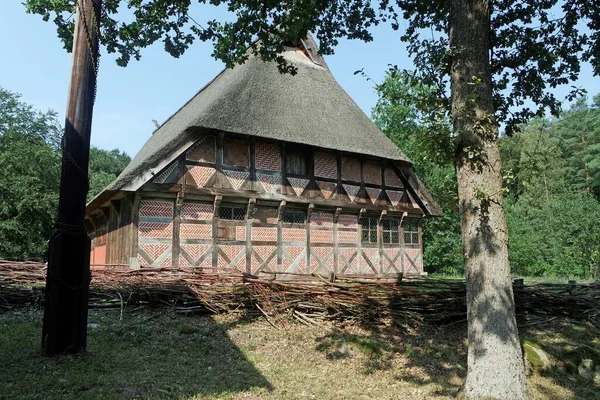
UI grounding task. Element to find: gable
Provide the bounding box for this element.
[140,133,440,216]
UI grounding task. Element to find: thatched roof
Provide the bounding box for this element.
[106,38,412,192]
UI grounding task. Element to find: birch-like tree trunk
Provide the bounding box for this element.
[449,1,528,398]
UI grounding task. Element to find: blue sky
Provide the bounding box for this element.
[1,2,598,157]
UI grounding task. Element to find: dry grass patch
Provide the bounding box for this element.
[1,308,598,399]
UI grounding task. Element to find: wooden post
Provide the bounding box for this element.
[42,0,101,355]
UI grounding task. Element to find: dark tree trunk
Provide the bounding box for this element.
[42,0,101,355]
[449,0,528,398]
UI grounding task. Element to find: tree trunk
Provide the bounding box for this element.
[42,0,101,355]
[449,1,528,399]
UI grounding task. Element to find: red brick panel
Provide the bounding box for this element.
[255,142,281,171]
[310,247,334,274]
[186,165,216,187]
[384,167,403,188]
[338,230,358,244]
[311,230,334,243]
[282,245,306,273]
[181,203,213,220]
[314,152,337,179]
[257,174,281,194]
[337,248,358,274]
[382,248,402,274]
[251,245,277,274]
[361,248,379,275]
[282,227,306,242]
[187,136,216,163]
[138,222,173,238]
[311,212,333,227]
[315,180,336,199]
[403,248,423,275]
[288,177,309,196]
[140,200,174,218]
[180,223,212,239]
[179,244,212,269]
[251,227,278,242]
[218,245,246,272]
[341,156,361,182]
[363,162,381,185]
[366,188,382,204]
[224,170,250,190]
[342,184,360,202]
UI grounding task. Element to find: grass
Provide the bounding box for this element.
[1,308,599,399]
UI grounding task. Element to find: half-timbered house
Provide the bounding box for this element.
[85,37,442,278]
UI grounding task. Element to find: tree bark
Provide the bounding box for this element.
[449,1,528,399]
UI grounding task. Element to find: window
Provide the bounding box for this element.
[403,220,420,245]
[286,150,307,175]
[219,206,246,220]
[361,217,378,244]
[382,219,400,244]
[282,210,306,224]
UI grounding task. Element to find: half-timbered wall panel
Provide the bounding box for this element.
[250,207,278,274]
[255,141,282,195]
[179,202,213,269]
[282,212,307,273]
[336,214,359,274]
[187,136,216,163]
[137,199,174,267]
[314,152,337,179]
[185,135,217,189]
[309,211,334,274]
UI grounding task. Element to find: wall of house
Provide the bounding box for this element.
[126,132,426,276]
[87,194,136,268]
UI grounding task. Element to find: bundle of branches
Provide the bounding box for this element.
[514,282,600,323]
[0,260,46,285]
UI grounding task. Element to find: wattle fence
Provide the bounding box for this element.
[1,260,598,327]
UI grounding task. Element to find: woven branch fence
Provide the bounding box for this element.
[1,260,598,327]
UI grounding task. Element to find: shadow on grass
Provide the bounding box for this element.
[522,320,600,399]
[314,320,467,397]
[0,309,272,399]
[314,309,600,399]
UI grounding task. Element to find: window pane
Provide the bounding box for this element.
[369,230,377,243]
[361,230,369,242]
[412,233,419,244]
[370,218,378,229]
[391,232,399,244]
[404,232,411,244]
[220,207,232,219]
[383,231,390,243]
[286,152,307,175]
[283,210,306,224]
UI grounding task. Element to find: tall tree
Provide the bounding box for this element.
[556,95,600,198]
[0,88,61,261]
[372,69,463,275]
[27,0,599,397]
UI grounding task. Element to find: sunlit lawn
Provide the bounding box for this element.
[1,308,598,399]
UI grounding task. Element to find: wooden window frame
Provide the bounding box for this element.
[360,216,378,244]
[403,219,420,246]
[382,219,400,244]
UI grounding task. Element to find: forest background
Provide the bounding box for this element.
[2,80,599,280]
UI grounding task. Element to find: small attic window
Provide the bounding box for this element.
[286,149,308,176]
